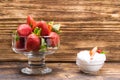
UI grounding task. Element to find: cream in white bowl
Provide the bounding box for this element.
[76,47,106,73]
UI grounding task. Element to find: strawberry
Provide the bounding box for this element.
[48,32,60,47]
[16,37,25,49]
[26,33,41,51]
[97,49,106,54]
[97,49,102,53]
[36,21,50,36]
[27,15,36,30]
[17,24,32,36]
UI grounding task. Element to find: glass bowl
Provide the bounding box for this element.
[12,33,60,75]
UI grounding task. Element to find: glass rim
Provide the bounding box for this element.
[12,33,55,38]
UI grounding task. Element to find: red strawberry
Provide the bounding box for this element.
[26,33,41,51]
[36,21,50,36]
[27,15,36,30]
[48,32,60,47]
[17,24,32,36]
[16,37,25,49]
[97,49,102,53]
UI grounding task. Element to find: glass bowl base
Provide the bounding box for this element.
[21,67,52,75]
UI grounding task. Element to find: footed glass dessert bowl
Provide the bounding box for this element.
[12,33,60,75]
[12,15,60,75]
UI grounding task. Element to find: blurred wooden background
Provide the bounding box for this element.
[0,0,120,62]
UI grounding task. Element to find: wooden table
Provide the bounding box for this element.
[0,0,120,80]
[0,62,119,80]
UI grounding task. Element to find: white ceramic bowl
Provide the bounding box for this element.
[76,58,105,73]
[76,51,106,73]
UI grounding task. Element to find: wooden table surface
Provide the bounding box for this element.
[0,62,119,80]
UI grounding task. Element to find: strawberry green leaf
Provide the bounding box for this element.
[47,22,61,34]
[13,31,19,41]
[15,34,19,41]
[36,28,41,36]
[34,27,41,36]
[52,28,61,34]
[100,51,106,54]
[39,38,47,52]
[52,24,61,34]
[47,21,54,26]
[53,24,61,31]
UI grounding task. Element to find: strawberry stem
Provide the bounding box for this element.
[34,27,41,36]
[39,38,47,52]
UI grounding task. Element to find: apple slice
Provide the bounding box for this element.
[89,46,98,59]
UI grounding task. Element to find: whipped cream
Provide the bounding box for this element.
[77,50,106,63]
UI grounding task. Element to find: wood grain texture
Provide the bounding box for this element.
[0,0,120,61]
[0,62,119,80]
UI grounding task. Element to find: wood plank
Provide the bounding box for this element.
[0,62,119,80]
[0,0,120,61]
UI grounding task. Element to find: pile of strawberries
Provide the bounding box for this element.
[15,16,60,52]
